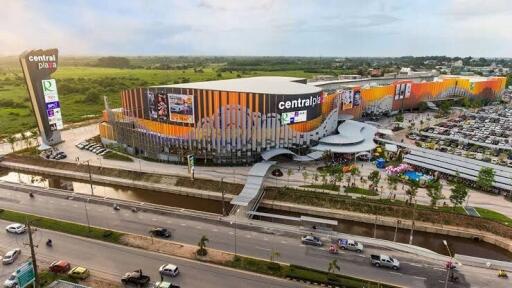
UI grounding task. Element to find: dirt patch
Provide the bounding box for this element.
[120,234,233,265]
[82,277,121,288]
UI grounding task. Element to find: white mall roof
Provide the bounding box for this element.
[155,76,322,95]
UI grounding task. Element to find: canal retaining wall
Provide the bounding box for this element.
[0,161,234,202]
[260,200,512,253]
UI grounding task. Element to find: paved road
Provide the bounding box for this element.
[0,219,306,288]
[0,188,510,288]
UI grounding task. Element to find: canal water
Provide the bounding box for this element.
[1,169,511,261]
[257,207,512,261]
[0,170,229,214]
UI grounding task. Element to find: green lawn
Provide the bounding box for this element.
[0,66,322,137]
[0,209,124,243]
[475,207,512,226]
[301,184,340,191]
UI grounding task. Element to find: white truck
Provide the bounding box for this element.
[337,238,364,253]
[370,254,400,270]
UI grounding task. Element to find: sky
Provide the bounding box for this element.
[1,0,511,57]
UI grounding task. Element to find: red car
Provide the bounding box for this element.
[49,260,71,273]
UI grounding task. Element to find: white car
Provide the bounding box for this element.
[2,248,21,265]
[159,264,179,277]
[3,272,17,288]
[5,224,26,234]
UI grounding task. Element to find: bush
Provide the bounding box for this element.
[196,248,208,256]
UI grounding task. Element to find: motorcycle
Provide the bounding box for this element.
[29,192,34,198]
[46,239,53,247]
[328,244,338,254]
[113,204,120,211]
[497,270,508,278]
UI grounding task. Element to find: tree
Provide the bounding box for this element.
[394,113,404,123]
[269,249,280,262]
[476,167,495,192]
[350,167,360,186]
[387,175,399,194]
[313,173,319,184]
[6,135,16,152]
[328,259,340,274]
[286,168,293,186]
[197,235,209,256]
[450,181,468,208]
[320,172,328,185]
[95,56,130,68]
[368,171,381,192]
[302,171,309,185]
[405,181,419,204]
[426,180,444,207]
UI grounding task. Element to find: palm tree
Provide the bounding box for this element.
[350,167,360,186]
[302,170,309,185]
[270,249,280,262]
[328,259,340,274]
[286,168,293,186]
[197,235,209,256]
[6,135,16,152]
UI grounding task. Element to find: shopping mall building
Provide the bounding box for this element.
[99,75,506,164]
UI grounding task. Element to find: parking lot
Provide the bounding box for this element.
[409,105,512,167]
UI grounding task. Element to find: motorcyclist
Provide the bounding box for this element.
[46,239,52,246]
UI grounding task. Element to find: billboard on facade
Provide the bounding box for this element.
[342,90,353,110]
[168,93,194,123]
[281,110,307,125]
[395,83,409,100]
[353,88,361,106]
[156,91,169,121]
[274,93,323,122]
[147,90,158,120]
[405,83,412,98]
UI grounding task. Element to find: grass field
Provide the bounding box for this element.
[0,66,321,137]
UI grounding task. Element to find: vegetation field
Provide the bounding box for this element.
[0,63,321,138]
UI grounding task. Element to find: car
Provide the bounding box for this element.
[159,264,179,277]
[150,228,171,238]
[121,270,150,286]
[95,148,107,155]
[3,272,17,288]
[337,239,364,253]
[49,260,71,273]
[5,223,26,234]
[370,254,400,270]
[154,281,180,288]
[99,150,109,156]
[301,235,322,246]
[2,248,21,265]
[68,266,90,279]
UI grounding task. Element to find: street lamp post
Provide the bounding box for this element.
[409,199,417,245]
[443,240,454,288]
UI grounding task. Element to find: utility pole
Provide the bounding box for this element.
[409,200,417,245]
[221,178,225,216]
[373,214,378,238]
[25,219,40,288]
[393,219,401,242]
[87,161,94,196]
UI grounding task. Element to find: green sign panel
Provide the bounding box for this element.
[16,261,35,288]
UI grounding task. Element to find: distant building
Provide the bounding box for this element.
[369,68,382,77]
[452,60,464,67]
[338,74,362,80]
[311,75,336,82]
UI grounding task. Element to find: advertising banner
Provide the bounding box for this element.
[147,90,158,120]
[342,90,353,110]
[156,91,169,121]
[405,83,412,98]
[353,88,361,106]
[395,83,408,100]
[168,93,194,123]
[274,93,322,123]
[281,110,307,125]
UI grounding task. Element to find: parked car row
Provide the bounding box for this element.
[40,149,67,160]
[76,141,109,156]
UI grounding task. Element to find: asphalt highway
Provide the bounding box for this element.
[0,187,510,287]
[0,219,307,288]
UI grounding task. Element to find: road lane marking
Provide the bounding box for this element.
[196,226,202,229]
[433,268,445,271]
[407,263,423,267]
[390,272,402,276]
[413,276,427,280]
[255,246,271,251]
[280,241,287,244]
[228,232,234,235]
[212,228,218,232]
[180,223,187,226]
[245,235,251,238]
[152,218,157,221]
[263,237,268,241]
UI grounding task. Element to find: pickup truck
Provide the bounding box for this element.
[370,254,400,270]
[121,269,151,286]
[337,239,364,253]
